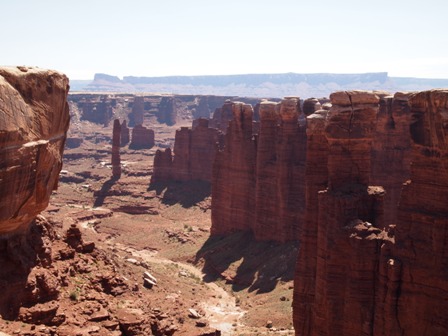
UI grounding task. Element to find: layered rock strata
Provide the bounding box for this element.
[111,119,121,178]
[211,98,307,241]
[128,96,144,127]
[0,66,70,234]
[120,120,130,146]
[151,119,222,183]
[389,89,448,335]
[293,89,448,335]
[371,92,412,225]
[129,125,155,149]
[157,96,177,125]
[253,98,306,241]
[293,90,389,335]
[211,102,257,235]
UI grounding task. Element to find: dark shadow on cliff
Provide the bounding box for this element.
[0,217,55,320]
[194,231,299,294]
[148,180,211,208]
[93,176,120,207]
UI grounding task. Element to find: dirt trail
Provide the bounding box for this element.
[113,243,245,336]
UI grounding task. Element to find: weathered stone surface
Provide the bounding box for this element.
[152,148,173,183]
[0,66,69,234]
[151,119,222,183]
[325,90,379,190]
[276,97,306,241]
[120,120,130,146]
[211,97,307,241]
[129,125,155,149]
[294,89,448,335]
[210,100,234,134]
[111,119,121,178]
[302,98,322,116]
[254,101,280,240]
[211,102,256,235]
[371,92,412,225]
[293,91,388,335]
[389,89,448,335]
[293,110,329,333]
[157,96,177,125]
[128,96,144,127]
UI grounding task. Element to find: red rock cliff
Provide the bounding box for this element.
[211,102,257,235]
[111,119,121,178]
[129,125,155,149]
[151,119,222,183]
[293,91,390,335]
[371,92,412,225]
[387,89,448,335]
[293,89,448,335]
[0,66,70,235]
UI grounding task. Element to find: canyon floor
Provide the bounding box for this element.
[0,120,297,336]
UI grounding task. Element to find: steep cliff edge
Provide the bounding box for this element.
[0,66,70,235]
[389,89,448,335]
[293,90,448,335]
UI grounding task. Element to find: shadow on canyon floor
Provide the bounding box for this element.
[148,180,211,208]
[194,231,299,294]
[93,176,120,207]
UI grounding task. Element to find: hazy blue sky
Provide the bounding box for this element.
[2,0,447,79]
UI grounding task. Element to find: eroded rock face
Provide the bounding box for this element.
[293,91,390,335]
[151,119,222,183]
[293,89,448,335]
[211,102,257,235]
[111,119,121,178]
[371,92,412,225]
[128,96,144,127]
[157,96,177,125]
[129,125,155,149]
[390,89,448,335]
[0,66,70,235]
[120,120,130,146]
[211,98,306,241]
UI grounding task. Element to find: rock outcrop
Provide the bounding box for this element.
[111,119,121,178]
[253,98,306,241]
[293,90,387,335]
[210,100,234,133]
[157,96,177,125]
[211,102,257,235]
[129,125,155,149]
[388,89,448,335]
[211,98,307,241]
[371,92,412,225]
[151,119,222,183]
[120,120,130,146]
[128,96,144,127]
[293,89,448,335]
[0,66,70,234]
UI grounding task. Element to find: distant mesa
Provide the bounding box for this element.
[71,72,448,98]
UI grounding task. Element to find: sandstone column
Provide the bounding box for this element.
[111,119,122,178]
[211,102,256,235]
[254,101,280,240]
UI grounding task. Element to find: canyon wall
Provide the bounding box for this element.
[211,98,307,241]
[211,102,257,235]
[151,119,222,183]
[293,89,448,335]
[129,124,155,149]
[0,66,70,235]
[370,92,412,225]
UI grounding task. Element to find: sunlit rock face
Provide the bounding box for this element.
[0,66,70,235]
[293,89,448,336]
